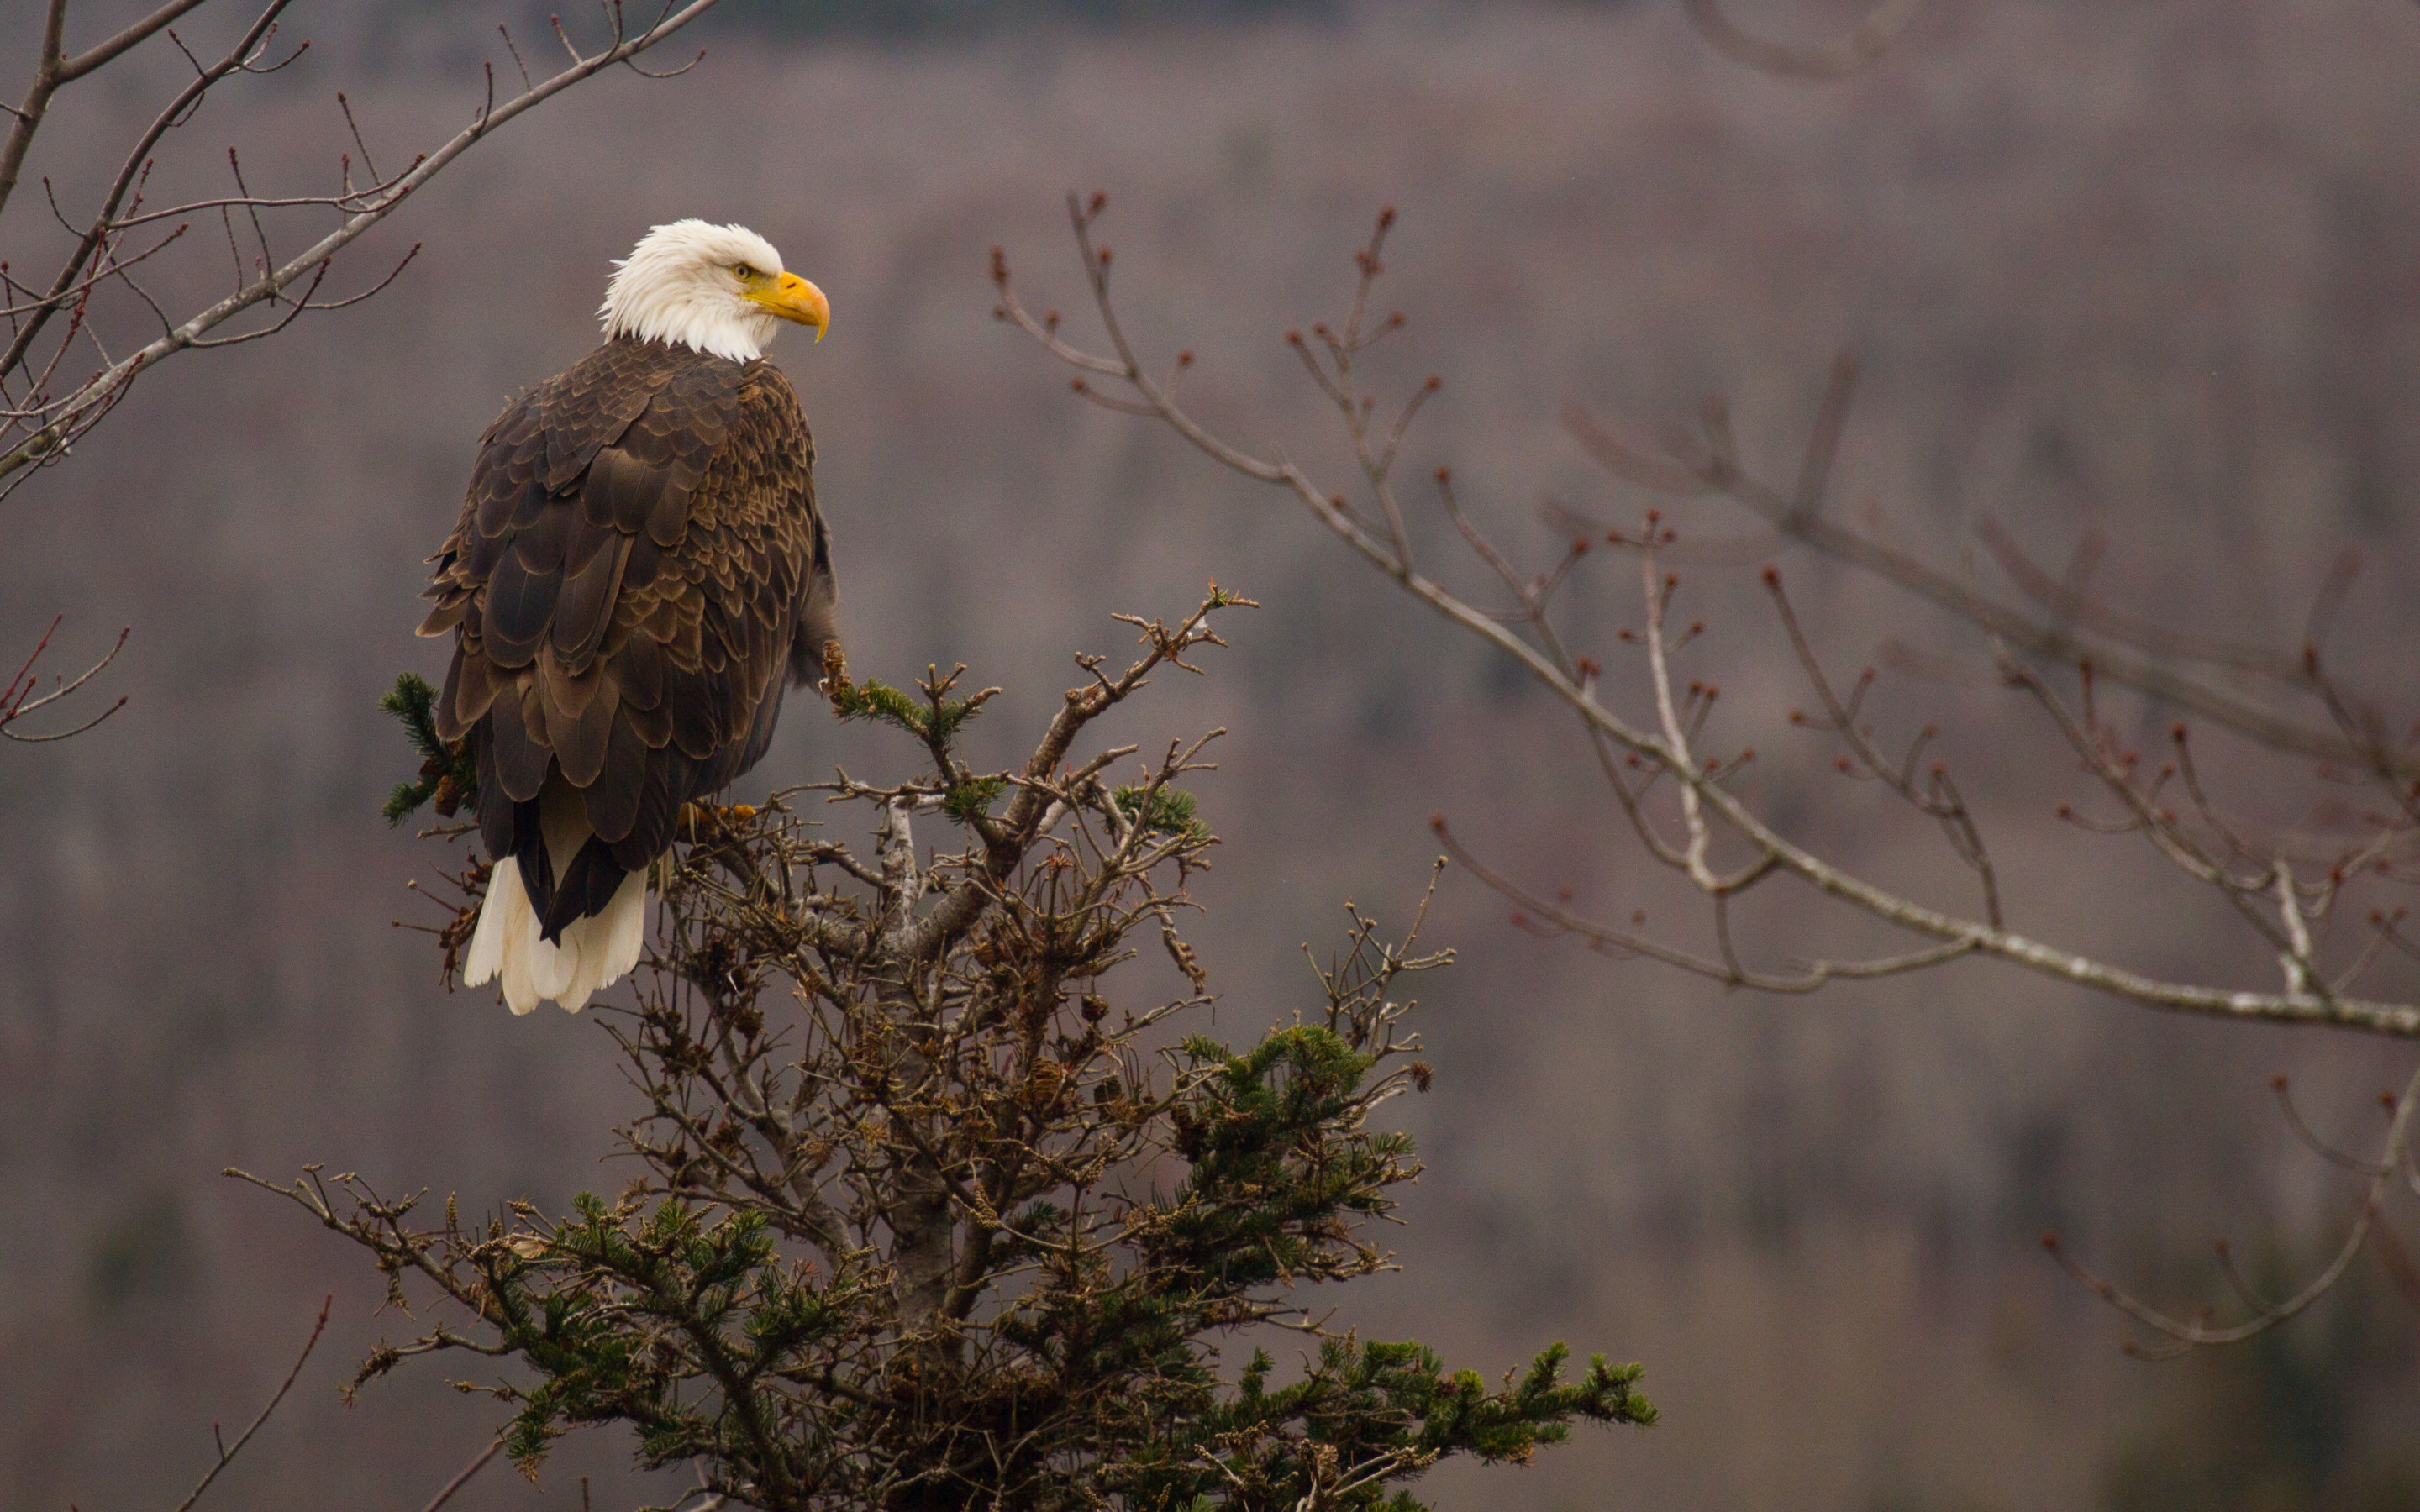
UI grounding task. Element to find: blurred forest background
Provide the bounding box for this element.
[5,0,2420,1507]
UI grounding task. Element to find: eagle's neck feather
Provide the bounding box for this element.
[599,270,776,361]
[601,292,774,362]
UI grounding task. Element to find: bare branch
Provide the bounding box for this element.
[418,1440,504,1512]
[168,1294,331,1512]
[1563,399,2402,772]
[61,0,213,81]
[1,618,126,742]
[997,206,2420,1038]
[2043,1057,2420,1352]
[0,0,729,496]
[0,0,75,225]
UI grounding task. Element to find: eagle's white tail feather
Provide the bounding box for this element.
[464,856,539,1013]
[587,868,649,984]
[462,853,647,1015]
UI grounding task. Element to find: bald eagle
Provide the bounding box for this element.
[416,221,838,1014]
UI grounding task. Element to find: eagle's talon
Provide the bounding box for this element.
[821,640,853,714]
[677,801,759,843]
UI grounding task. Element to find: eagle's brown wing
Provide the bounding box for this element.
[418,336,836,935]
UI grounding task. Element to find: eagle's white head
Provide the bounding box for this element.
[598,220,829,362]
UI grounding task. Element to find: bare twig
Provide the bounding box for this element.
[1,617,126,741]
[1562,399,2406,773]
[996,203,2420,1039]
[167,1294,331,1512]
[418,1439,505,1512]
[2043,1057,2420,1355]
[0,0,729,498]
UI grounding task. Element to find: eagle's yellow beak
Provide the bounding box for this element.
[749,270,829,342]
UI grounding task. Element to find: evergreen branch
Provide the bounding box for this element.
[268,601,1649,1510]
[380,670,477,826]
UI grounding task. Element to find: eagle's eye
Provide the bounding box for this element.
[732,263,757,281]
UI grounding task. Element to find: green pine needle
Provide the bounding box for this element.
[944,775,1007,823]
[1113,783,1207,841]
[833,676,991,745]
[380,670,479,826]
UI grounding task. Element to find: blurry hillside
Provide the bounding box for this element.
[3,1,2420,1508]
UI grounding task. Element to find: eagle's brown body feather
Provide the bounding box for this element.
[418,334,836,943]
